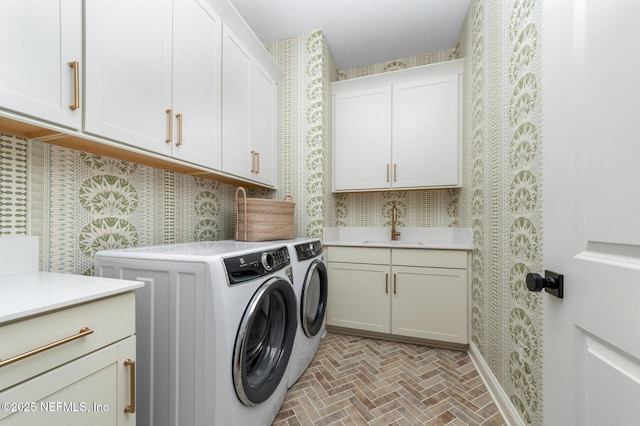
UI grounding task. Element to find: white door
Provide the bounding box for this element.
[542,1,640,425]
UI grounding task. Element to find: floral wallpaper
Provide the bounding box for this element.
[0,133,238,274]
[459,0,543,424]
[0,4,545,423]
[266,30,333,238]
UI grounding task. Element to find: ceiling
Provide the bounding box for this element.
[227,0,471,70]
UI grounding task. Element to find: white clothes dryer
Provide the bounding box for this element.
[95,241,297,426]
[284,238,328,387]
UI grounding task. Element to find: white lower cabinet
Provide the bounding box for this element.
[327,261,391,333]
[326,246,468,345]
[0,293,137,425]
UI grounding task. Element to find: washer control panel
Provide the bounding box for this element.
[295,240,323,261]
[224,246,290,285]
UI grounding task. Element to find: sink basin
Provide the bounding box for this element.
[361,240,424,246]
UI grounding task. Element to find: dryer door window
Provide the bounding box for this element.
[301,260,328,337]
[233,277,297,406]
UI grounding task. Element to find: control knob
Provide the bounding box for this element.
[261,252,274,271]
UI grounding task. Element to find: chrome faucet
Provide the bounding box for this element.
[391,204,401,241]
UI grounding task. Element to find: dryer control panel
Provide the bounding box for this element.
[224,246,290,285]
[295,240,323,261]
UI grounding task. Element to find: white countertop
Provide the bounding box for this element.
[0,271,143,324]
[323,227,474,250]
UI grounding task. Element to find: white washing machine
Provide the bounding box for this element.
[284,238,328,387]
[95,241,297,426]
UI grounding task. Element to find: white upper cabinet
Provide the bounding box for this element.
[85,0,222,170]
[332,59,464,192]
[0,0,280,188]
[171,0,222,169]
[221,26,252,179]
[393,75,459,188]
[221,25,280,188]
[251,62,279,187]
[0,0,82,129]
[332,87,392,190]
[84,0,172,155]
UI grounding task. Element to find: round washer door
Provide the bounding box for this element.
[233,276,297,406]
[301,260,328,337]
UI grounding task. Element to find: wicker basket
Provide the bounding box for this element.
[235,187,296,241]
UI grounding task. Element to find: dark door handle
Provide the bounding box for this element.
[526,271,564,299]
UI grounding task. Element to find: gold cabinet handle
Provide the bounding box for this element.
[175,113,183,146]
[68,61,80,110]
[165,109,173,144]
[0,327,93,368]
[124,359,136,414]
[386,164,390,182]
[394,163,397,182]
[393,273,397,294]
[250,151,260,174]
[385,273,389,293]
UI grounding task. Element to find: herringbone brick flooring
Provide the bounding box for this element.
[274,333,505,425]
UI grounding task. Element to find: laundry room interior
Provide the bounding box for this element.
[2,1,638,425]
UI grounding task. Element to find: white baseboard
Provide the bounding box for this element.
[467,342,525,426]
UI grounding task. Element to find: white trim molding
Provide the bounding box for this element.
[468,343,526,426]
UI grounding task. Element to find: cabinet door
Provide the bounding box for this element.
[84,0,172,155]
[0,0,82,129]
[327,262,390,333]
[393,75,460,188]
[391,266,467,343]
[0,337,136,425]
[332,88,391,191]
[171,0,222,169]
[251,62,278,187]
[221,25,253,180]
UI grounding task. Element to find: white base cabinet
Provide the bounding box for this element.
[0,337,135,426]
[0,293,137,425]
[326,246,469,345]
[391,265,466,342]
[327,261,391,333]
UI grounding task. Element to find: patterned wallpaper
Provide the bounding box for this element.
[266,30,333,238]
[268,19,544,426]
[0,6,544,423]
[0,133,239,274]
[459,1,543,425]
